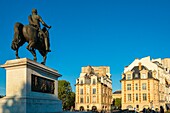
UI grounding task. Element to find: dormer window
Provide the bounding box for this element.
[141,73,147,79]
[127,74,131,80]
[135,73,138,78]
[80,80,83,84]
[93,79,96,84]
[80,88,83,94]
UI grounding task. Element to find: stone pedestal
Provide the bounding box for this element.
[0,58,62,113]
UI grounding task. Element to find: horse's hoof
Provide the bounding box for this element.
[41,62,45,65]
[16,57,20,59]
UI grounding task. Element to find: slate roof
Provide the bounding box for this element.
[131,66,153,79]
[113,90,121,94]
[121,65,153,80]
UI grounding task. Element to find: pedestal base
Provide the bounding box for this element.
[0,96,62,113]
[0,58,63,113]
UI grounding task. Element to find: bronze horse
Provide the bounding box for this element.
[11,22,50,65]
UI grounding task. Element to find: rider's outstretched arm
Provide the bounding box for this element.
[38,16,51,28]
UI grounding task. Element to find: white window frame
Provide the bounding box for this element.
[87,96,89,103]
[141,73,147,79]
[136,94,138,101]
[127,74,131,80]
[127,84,131,90]
[127,94,131,101]
[80,97,83,103]
[143,93,147,101]
[135,83,138,90]
[80,88,83,94]
[142,83,147,90]
[92,88,96,94]
[92,96,96,103]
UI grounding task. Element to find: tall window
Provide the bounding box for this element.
[80,88,83,94]
[142,83,146,90]
[80,97,83,103]
[127,74,131,80]
[93,88,96,94]
[143,93,147,101]
[127,94,131,101]
[87,87,89,94]
[87,96,89,103]
[127,84,131,90]
[92,96,96,103]
[141,73,147,79]
[93,79,96,84]
[136,94,138,101]
[135,83,138,90]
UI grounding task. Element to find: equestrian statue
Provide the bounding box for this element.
[11,9,51,65]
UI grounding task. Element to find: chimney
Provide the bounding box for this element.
[139,62,142,70]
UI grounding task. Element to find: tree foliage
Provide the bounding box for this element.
[58,80,75,110]
[115,98,121,108]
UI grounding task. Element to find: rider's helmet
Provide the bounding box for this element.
[32,8,37,14]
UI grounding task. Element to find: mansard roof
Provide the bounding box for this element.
[121,65,153,80]
[132,66,153,79]
[113,90,121,94]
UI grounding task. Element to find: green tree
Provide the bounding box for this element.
[115,98,121,109]
[70,92,75,108]
[58,80,75,110]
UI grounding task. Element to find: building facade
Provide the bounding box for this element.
[112,90,122,109]
[112,90,121,100]
[75,66,112,112]
[121,56,170,112]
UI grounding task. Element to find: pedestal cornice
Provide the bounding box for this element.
[0,58,62,77]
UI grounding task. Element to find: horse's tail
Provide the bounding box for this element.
[11,22,24,50]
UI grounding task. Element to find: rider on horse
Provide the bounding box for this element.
[28,8,51,52]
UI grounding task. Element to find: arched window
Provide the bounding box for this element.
[80,106,84,111]
[92,106,97,111]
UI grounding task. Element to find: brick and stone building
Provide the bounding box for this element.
[112,90,121,100]
[75,66,112,112]
[121,56,170,112]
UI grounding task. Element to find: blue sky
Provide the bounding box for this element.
[1,0,170,95]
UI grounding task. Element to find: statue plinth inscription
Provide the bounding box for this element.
[31,74,55,94]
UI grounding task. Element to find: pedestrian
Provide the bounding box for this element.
[160,106,164,113]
